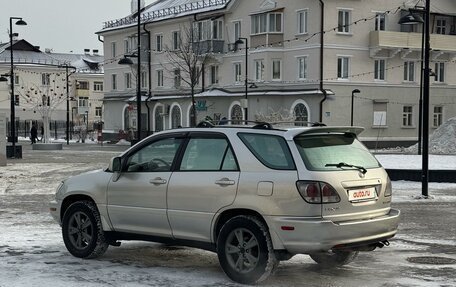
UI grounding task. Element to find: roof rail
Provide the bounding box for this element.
[196,120,273,129]
[270,121,327,127]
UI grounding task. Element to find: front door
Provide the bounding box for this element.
[167,133,239,242]
[107,136,184,236]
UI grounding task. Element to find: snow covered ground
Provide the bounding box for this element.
[0,146,455,286]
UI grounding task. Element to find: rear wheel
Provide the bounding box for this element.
[310,250,359,268]
[62,201,109,259]
[217,216,278,284]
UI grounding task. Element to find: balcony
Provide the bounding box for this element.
[76,89,90,97]
[192,40,225,54]
[370,31,456,60]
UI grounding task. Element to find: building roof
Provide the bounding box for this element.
[0,39,104,74]
[99,0,232,33]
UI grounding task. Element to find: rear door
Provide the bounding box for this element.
[167,132,240,242]
[293,133,392,221]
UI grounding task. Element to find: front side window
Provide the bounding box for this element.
[337,57,350,79]
[180,138,238,171]
[402,106,413,127]
[294,134,380,171]
[126,138,183,172]
[238,133,295,170]
[338,10,351,33]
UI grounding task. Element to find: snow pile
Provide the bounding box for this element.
[406,117,456,154]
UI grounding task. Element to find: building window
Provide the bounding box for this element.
[234,62,242,84]
[77,81,89,90]
[212,20,223,40]
[141,71,147,88]
[337,10,351,33]
[337,57,350,79]
[78,97,89,108]
[155,106,164,132]
[157,70,164,87]
[297,10,308,34]
[293,103,309,126]
[402,106,413,127]
[374,59,386,80]
[210,65,219,85]
[112,74,117,90]
[433,106,443,127]
[434,62,445,83]
[41,73,51,86]
[174,69,181,88]
[95,107,102,117]
[375,13,386,31]
[124,39,130,53]
[172,31,181,50]
[111,42,116,57]
[254,59,264,81]
[436,19,447,35]
[93,81,103,91]
[193,20,223,41]
[125,73,132,89]
[297,56,307,80]
[171,106,182,129]
[230,104,243,125]
[404,61,415,82]
[14,75,19,85]
[272,59,281,80]
[156,34,163,52]
[373,101,387,126]
[251,12,283,34]
[234,21,241,41]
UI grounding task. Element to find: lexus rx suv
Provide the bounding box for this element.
[50,123,400,284]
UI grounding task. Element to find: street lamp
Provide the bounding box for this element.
[399,1,430,198]
[8,17,27,159]
[351,89,360,126]
[235,37,249,122]
[58,64,76,145]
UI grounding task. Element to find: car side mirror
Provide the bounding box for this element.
[110,156,122,173]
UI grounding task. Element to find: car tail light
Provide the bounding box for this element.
[384,177,392,197]
[296,181,341,204]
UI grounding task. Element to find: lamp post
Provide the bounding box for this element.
[58,64,76,145]
[399,1,430,197]
[85,110,89,139]
[351,89,360,126]
[8,17,27,158]
[235,37,248,122]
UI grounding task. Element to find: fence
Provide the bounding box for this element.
[5,120,96,141]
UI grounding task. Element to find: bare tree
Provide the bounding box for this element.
[18,71,70,143]
[162,22,215,127]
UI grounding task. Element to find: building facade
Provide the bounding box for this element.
[0,40,104,139]
[98,0,456,146]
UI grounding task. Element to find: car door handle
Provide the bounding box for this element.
[215,178,236,186]
[150,177,167,185]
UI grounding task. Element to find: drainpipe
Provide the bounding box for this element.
[98,35,104,43]
[318,0,326,123]
[143,23,152,135]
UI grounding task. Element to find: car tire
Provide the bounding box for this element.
[309,250,359,268]
[62,200,109,259]
[216,215,278,284]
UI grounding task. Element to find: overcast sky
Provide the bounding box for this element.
[1,0,154,54]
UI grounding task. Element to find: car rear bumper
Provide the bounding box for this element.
[265,208,400,254]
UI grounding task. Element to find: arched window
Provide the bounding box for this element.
[155,106,163,132]
[124,105,131,130]
[294,103,309,126]
[171,105,182,129]
[188,105,196,127]
[230,104,243,125]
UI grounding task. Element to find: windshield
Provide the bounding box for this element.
[294,133,381,171]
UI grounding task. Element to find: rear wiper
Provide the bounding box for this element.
[325,162,367,174]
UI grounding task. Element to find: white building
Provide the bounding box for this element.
[98,0,456,147]
[0,40,104,139]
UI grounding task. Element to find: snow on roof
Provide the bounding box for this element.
[100,0,231,32]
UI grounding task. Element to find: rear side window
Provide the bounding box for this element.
[294,134,381,171]
[238,133,295,170]
[180,138,238,171]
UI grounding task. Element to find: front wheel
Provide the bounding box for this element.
[217,215,278,284]
[309,250,359,268]
[62,201,109,259]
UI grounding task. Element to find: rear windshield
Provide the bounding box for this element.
[294,133,381,171]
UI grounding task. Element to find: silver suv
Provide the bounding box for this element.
[50,123,400,284]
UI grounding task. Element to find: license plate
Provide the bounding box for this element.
[348,187,377,202]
